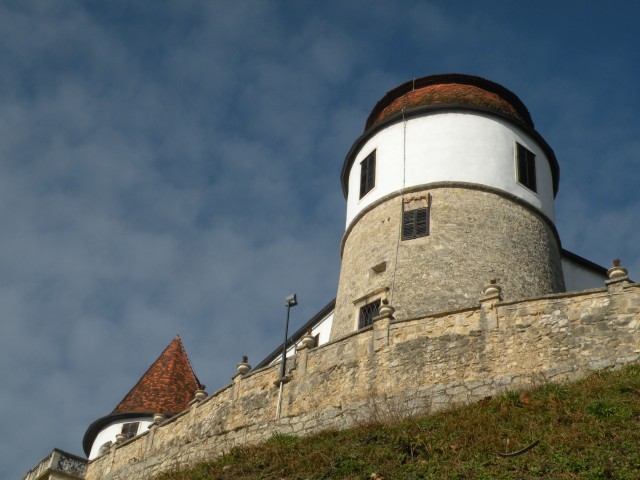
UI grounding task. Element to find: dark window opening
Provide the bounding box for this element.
[121,422,140,440]
[358,299,381,329]
[516,143,536,193]
[402,207,430,240]
[359,150,376,198]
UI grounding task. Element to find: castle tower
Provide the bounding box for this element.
[331,74,565,340]
[82,336,202,459]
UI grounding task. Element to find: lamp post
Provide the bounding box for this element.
[279,293,298,380]
[276,293,297,419]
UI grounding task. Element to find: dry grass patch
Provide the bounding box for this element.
[157,365,640,479]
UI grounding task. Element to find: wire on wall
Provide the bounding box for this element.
[389,107,408,305]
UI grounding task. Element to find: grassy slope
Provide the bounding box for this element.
[157,365,640,479]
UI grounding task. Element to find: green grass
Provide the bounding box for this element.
[157,365,640,479]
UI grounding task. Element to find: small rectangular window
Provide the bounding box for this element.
[359,150,376,198]
[121,422,140,440]
[358,299,381,329]
[516,143,536,192]
[402,207,430,240]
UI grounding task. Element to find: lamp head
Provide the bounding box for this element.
[285,293,298,307]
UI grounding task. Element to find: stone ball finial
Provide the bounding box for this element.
[237,357,251,375]
[194,389,207,402]
[299,331,316,349]
[152,413,166,425]
[378,299,395,318]
[483,278,502,297]
[608,259,628,280]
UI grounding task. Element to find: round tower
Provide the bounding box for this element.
[330,74,565,341]
[83,336,203,459]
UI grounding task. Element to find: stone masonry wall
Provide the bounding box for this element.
[332,185,565,340]
[86,280,639,480]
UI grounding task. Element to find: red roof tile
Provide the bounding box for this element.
[111,336,202,415]
[364,74,534,131]
[371,83,526,127]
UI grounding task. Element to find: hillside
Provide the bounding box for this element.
[157,365,640,480]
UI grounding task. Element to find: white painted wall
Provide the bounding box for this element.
[89,417,153,460]
[309,311,333,347]
[346,112,556,229]
[562,256,607,292]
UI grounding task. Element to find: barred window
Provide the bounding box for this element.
[516,143,536,193]
[402,207,429,240]
[359,150,376,199]
[121,422,140,440]
[358,299,381,329]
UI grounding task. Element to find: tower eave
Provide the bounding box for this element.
[82,412,157,456]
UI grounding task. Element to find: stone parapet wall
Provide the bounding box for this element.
[332,185,565,340]
[22,449,87,480]
[87,281,639,480]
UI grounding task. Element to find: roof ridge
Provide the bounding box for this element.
[111,336,180,409]
[173,335,203,390]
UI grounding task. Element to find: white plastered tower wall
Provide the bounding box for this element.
[88,418,153,459]
[345,112,556,228]
[331,74,566,341]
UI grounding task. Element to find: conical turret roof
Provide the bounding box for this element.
[82,336,202,456]
[112,336,202,415]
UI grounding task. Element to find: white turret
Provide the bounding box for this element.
[332,74,564,340]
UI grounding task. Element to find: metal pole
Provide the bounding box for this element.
[279,303,292,380]
[276,294,296,420]
[275,380,284,420]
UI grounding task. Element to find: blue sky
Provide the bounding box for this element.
[4,1,639,477]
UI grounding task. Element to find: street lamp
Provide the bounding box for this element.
[279,293,298,380]
[276,293,297,420]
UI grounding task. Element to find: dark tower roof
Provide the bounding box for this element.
[365,73,534,130]
[82,336,202,456]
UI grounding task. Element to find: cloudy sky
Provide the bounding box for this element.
[4,1,639,477]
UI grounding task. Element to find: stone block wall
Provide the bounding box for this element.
[86,280,639,480]
[331,184,565,340]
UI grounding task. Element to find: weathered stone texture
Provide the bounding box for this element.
[86,282,639,480]
[22,449,87,480]
[332,186,565,341]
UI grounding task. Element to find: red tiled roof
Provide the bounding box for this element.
[364,74,534,131]
[371,83,526,127]
[111,336,202,415]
